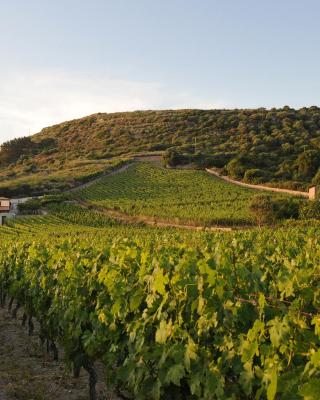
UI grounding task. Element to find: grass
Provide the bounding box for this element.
[0,157,129,197]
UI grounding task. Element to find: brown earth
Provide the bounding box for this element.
[0,306,119,400]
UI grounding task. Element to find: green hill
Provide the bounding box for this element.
[1,107,320,195]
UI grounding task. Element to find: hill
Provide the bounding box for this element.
[2,107,320,195]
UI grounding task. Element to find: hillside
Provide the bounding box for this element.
[75,161,286,226]
[2,107,320,195]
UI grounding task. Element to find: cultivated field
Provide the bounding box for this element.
[75,162,280,226]
[1,207,320,399]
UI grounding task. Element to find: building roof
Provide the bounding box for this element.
[0,197,10,200]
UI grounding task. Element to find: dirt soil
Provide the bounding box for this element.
[0,306,119,400]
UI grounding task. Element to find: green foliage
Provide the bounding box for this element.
[296,150,320,179]
[244,168,269,184]
[249,196,299,225]
[76,162,276,226]
[0,158,129,197]
[0,136,57,166]
[3,107,320,191]
[273,197,300,220]
[40,193,70,206]
[47,203,119,227]
[0,136,34,165]
[17,198,42,214]
[299,200,320,219]
[0,222,320,399]
[163,149,189,167]
[226,157,246,179]
[249,195,277,226]
[312,170,320,186]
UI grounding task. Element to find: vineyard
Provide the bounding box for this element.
[75,162,286,226]
[0,210,320,399]
[0,162,319,399]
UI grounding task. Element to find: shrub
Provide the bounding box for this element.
[249,195,277,226]
[244,169,269,184]
[163,149,189,167]
[18,198,42,214]
[296,150,320,179]
[226,158,246,179]
[273,198,300,220]
[312,169,320,186]
[299,200,320,219]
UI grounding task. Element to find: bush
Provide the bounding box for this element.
[206,153,232,168]
[163,149,189,167]
[244,169,269,184]
[295,150,320,179]
[249,195,277,226]
[299,200,320,219]
[18,198,42,214]
[274,198,300,220]
[312,169,320,186]
[226,158,246,179]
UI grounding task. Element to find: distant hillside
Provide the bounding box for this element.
[1,107,320,195]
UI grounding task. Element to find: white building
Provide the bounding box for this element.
[0,197,15,225]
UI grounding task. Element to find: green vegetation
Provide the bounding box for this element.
[2,107,320,194]
[249,195,300,227]
[1,107,320,398]
[0,155,130,197]
[76,162,281,226]
[299,200,320,219]
[1,213,320,399]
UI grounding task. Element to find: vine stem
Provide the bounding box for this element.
[235,296,314,318]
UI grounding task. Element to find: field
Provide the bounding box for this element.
[1,200,320,399]
[75,162,278,226]
[0,157,319,400]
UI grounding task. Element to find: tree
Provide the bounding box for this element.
[163,148,188,167]
[244,169,268,184]
[296,150,320,179]
[226,157,246,179]
[249,195,277,227]
[0,137,34,166]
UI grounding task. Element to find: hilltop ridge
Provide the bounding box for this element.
[1,107,320,195]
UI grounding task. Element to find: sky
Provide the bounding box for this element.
[1,0,320,144]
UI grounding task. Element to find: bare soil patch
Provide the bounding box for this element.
[0,306,118,400]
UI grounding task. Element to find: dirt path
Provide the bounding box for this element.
[0,306,118,400]
[206,168,310,198]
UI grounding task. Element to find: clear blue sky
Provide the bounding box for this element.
[1,0,320,143]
